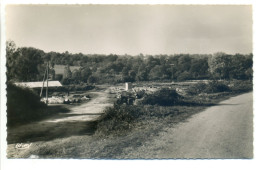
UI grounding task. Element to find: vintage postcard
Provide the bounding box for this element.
[0,0,259,170]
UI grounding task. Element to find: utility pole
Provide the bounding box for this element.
[40,67,47,97]
[170,64,175,81]
[46,62,49,104]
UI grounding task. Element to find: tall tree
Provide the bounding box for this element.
[208,52,232,79]
[190,58,209,79]
[80,67,92,82]
[63,65,72,79]
[6,42,45,81]
[136,64,148,81]
[6,40,17,81]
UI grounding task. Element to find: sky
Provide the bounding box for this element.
[5,5,252,55]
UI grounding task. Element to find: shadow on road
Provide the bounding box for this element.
[179,101,239,107]
[7,120,97,144]
[49,113,102,120]
[7,104,100,144]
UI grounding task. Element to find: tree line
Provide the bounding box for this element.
[6,41,253,84]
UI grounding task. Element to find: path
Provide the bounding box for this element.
[47,91,113,123]
[7,89,113,144]
[125,92,253,158]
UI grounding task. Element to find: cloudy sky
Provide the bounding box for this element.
[6,5,252,55]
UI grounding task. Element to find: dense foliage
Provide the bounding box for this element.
[7,82,47,126]
[187,80,253,95]
[186,81,230,94]
[96,80,253,137]
[142,88,182,106]
[7,41,253,84]
[96,104,143,136]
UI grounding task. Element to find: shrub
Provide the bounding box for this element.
[7,83,47,126]
[87,75,98,84]
[204,80,230,93]
[186,82,208,95]
[187,80,252,95]
[95,103,179,137]
[228,80,253,93]
[142,88,182,106]
[177,71,192,81]
[95,104,143,136]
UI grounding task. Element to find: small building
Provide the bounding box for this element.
[15,81,63,103]
[14,81,62,88]
[53,65,81,80]
[125,82,132,91]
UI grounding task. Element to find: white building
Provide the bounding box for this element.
[125,82,132,91]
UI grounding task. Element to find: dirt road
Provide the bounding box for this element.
[125,92,253,158]
[7,91,253,159]
[47,91,113,123]
[7,89,113,145]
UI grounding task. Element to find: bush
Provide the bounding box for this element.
[228,80,253,93]
[7,83,47,126]
[95,103,179,137]
[95,104,143,136]
[186,82,208,95]
[142,88,182,106]
[204,80,230,93]
[177,71,192,81]
[87,75,98,84]
[187,80,252,95]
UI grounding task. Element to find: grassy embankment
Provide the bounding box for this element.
[95,80,253,138]
[6,83,96,127]
[6,80,252,158]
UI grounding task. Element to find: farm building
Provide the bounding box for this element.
[14,81,62,89]
[54,65,81,79]
[15,81,63,104]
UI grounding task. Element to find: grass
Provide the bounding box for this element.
[7,103,205,158]
[11,104,208,158]
[7,83,48,127]
[7,82,95,127]
[95,80,252,138]
[6,80,253,158]
[95,97,216,138]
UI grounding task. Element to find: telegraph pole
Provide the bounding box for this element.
[40,67,47,97]
[170,64,175,81]
[46,62,49,104]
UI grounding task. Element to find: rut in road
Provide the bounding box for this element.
[124,92,253,159]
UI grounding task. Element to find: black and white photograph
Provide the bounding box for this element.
[0,1,259,169]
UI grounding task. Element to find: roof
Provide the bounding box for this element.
[14,81,62,88]
[54,65,81,75]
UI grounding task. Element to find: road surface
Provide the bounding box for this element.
[46,91,113,123]
[125,92,253,159]
[7,92,253,159]
[7,89,113,144]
